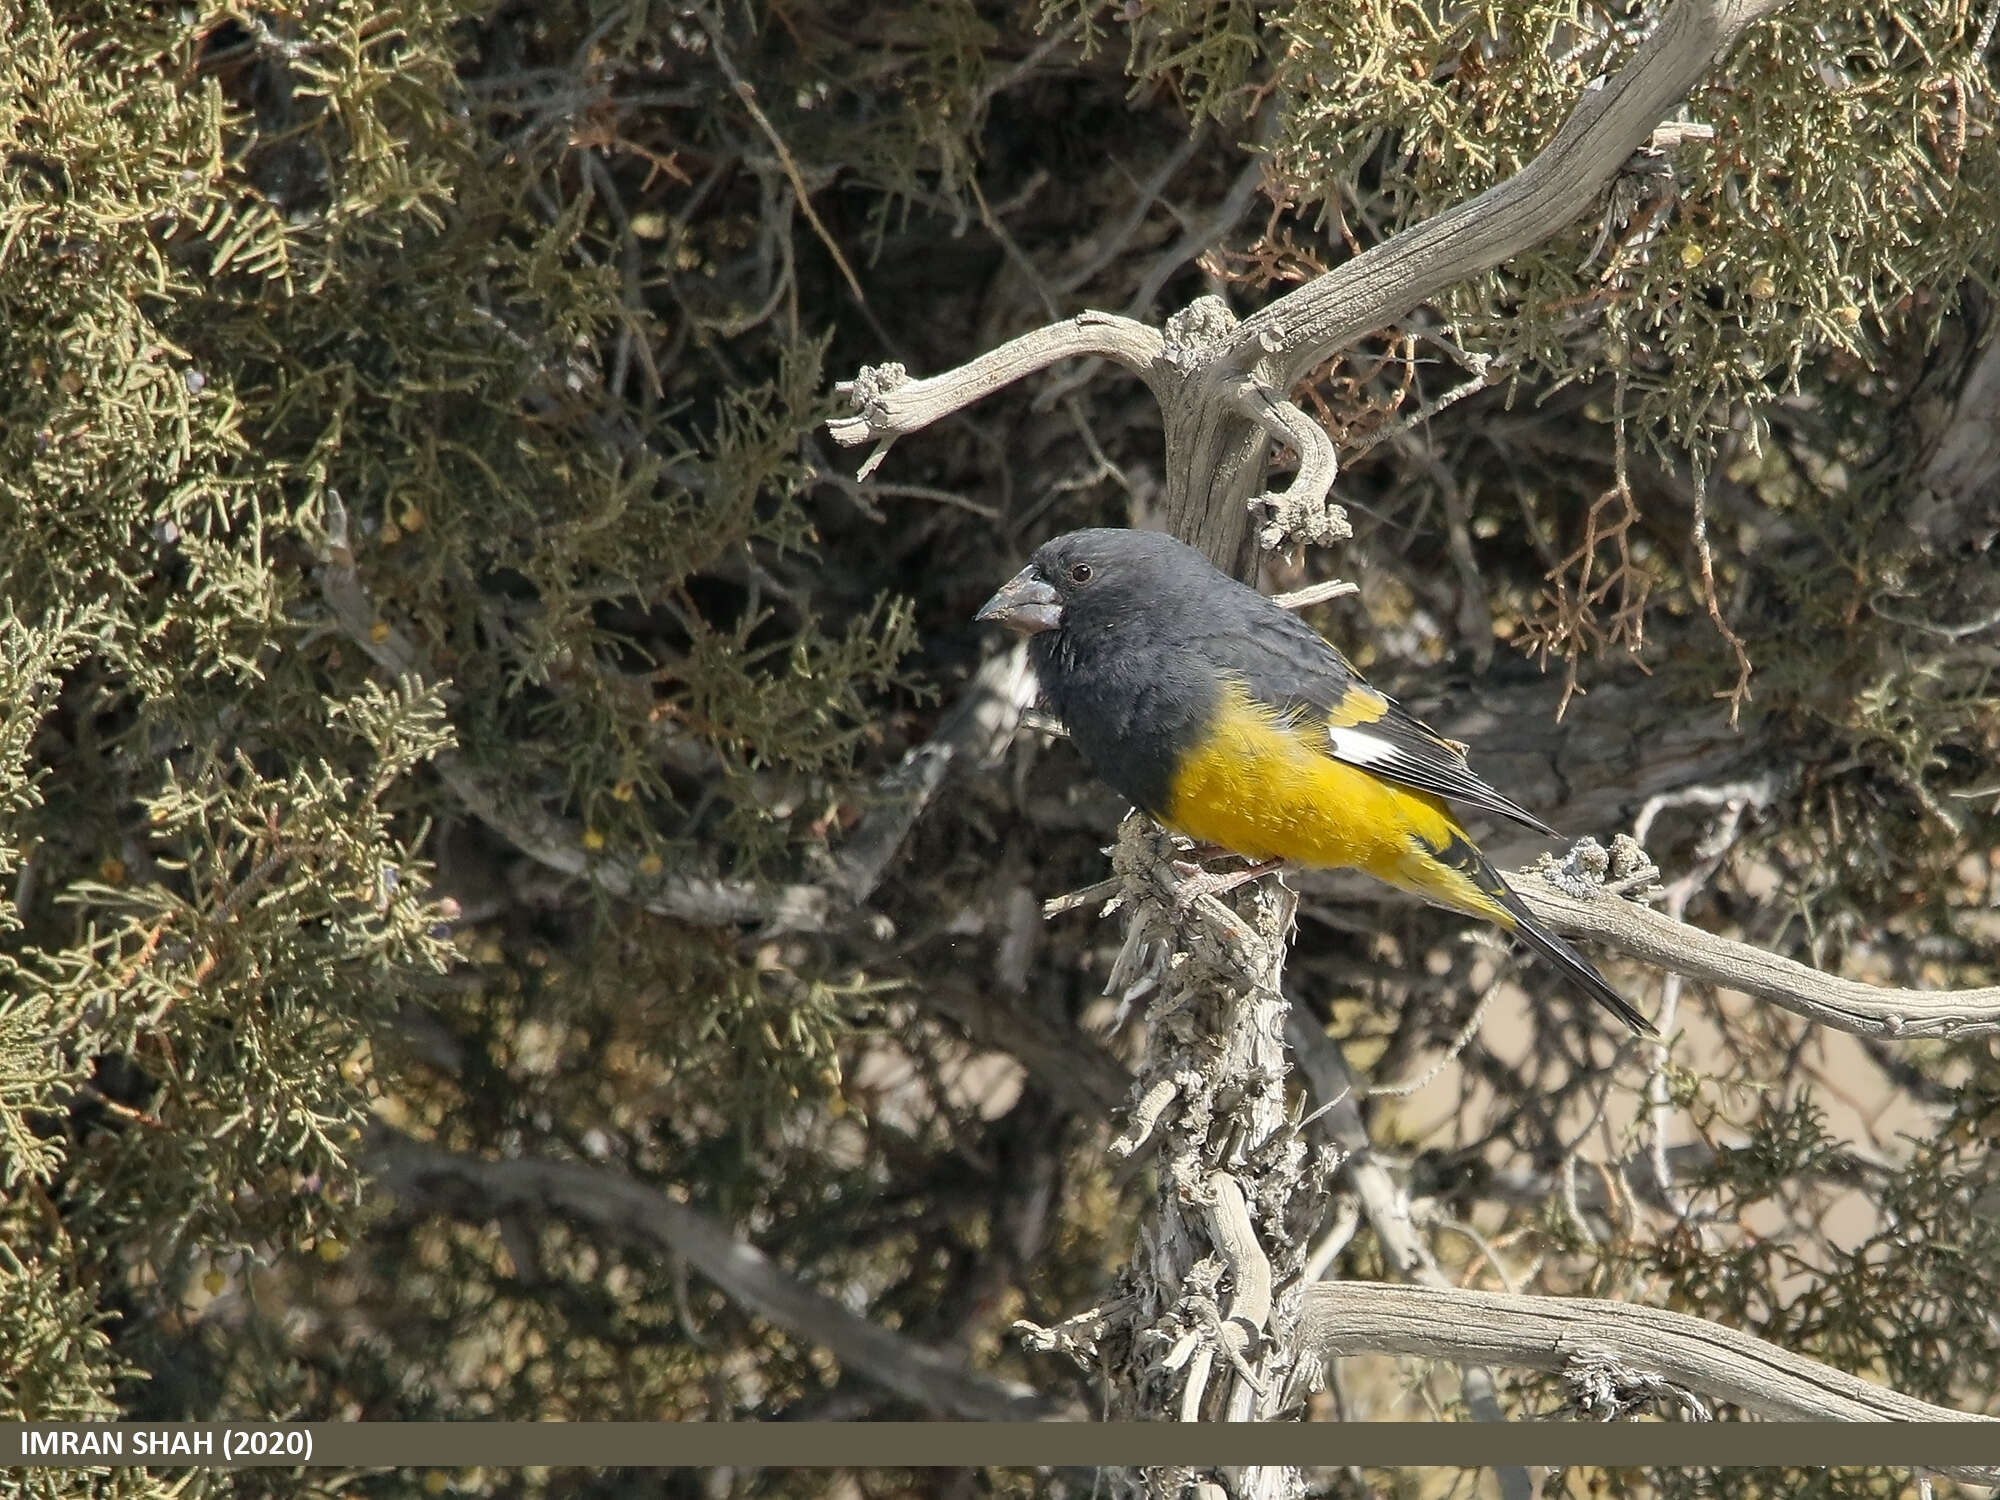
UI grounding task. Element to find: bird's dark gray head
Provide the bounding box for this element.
[974,528,1237,817]
[974,527,1227,643]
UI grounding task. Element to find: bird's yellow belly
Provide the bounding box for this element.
[1162,707,1425,872]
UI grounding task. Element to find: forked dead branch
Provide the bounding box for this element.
[832,0,1801,574]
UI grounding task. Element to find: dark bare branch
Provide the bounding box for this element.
[371,1134,1068,1423]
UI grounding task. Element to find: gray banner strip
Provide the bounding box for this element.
[4,1423,1998,1469]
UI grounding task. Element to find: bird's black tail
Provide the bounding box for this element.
[1412,829,1654,1036]
[1493,882,1655,1036]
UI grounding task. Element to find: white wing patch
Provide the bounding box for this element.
[1322,717,1559,837]
[1324,726,1400,767]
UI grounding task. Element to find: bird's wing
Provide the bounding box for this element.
[1201,606,1561,839]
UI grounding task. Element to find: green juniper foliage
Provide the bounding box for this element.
[1,0,924,1461]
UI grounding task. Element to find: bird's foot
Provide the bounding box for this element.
[1169,856,1287,915]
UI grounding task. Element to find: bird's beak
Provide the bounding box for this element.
[975,568,1062,635]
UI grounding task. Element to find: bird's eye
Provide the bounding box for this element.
[1069,562,1094,584]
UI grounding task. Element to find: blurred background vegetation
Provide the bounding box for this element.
[2,0,1996,1496]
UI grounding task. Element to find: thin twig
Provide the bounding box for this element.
[694,9,868,306]
[1689,458,1754,725]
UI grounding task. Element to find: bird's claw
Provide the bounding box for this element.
[1168,857,1286,915]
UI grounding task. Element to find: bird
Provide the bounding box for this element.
[975,526,1652,1035]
